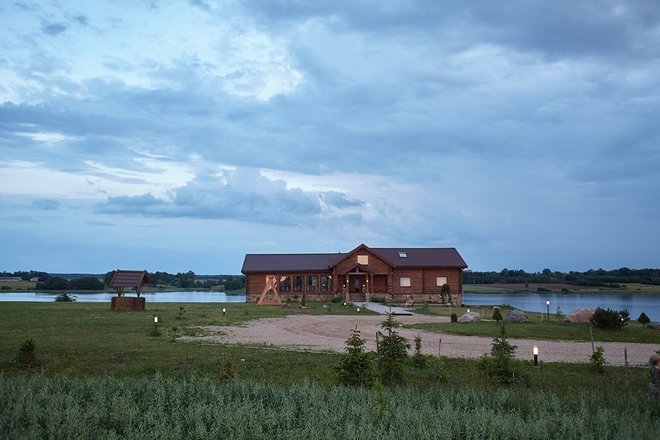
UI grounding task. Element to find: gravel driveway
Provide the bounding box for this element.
[195,314,658,366]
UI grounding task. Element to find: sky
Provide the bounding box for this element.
[1,0,659,275]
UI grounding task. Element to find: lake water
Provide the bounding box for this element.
[0,291,247,303]
[2,290,659,321]
[463,292,660,322]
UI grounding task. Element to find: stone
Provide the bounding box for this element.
[506,309,528,322]
[458,311,481,323]
[564,308,595,323]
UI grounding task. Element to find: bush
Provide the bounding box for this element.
[589,307,630,330]
[450,313,458,323]
[54,292,76,302]
[479,324,525,385]
[492,308,502,323]
[590,346,606,374]
[370,296,387,304]
[17,339,36,366]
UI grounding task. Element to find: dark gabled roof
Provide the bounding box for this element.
[371,248,467,268]
[109,270,149,288]
[241,253,340,273]
[242,246,467,273]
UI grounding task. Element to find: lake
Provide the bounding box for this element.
[2,290,659,321]
[463,291,660,322]
[0,291,247,303]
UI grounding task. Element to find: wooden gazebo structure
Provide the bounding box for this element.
[109,270,149,311]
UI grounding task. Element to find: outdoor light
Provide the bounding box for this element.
[153,316,158,323]
[343,302,347,307]
[357,307,360,313]
[467,308,470,313]
[546,300,550,321]
[533,345,539,367]
[222,307,226,316]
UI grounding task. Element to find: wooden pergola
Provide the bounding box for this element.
[109,270,149,297]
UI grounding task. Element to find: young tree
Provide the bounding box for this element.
[337,326,374,387]
[492,308,503,323]
[637,312,651,328]
[479,324,522,385]
[377,313,410,385]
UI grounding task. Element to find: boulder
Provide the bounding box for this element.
[458,311,481,323]
[506,309,528,322]
[564,308,595,323]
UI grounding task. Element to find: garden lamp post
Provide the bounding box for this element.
[222,307,226,317]
[533,345,539,367]
[546,300,550,321]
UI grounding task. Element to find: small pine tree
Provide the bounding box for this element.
[492,308,503,323]
[378,313,410,385]
[637,312,651,328]
[590,346,606,374]
[337,326,374,387]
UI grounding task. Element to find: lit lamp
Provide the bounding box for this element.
[222,307,226,316]
[467,308,470,313]
[357,307,360,313]
[546,300,550,321]
[153,315,159,324]
[533,345,539,367]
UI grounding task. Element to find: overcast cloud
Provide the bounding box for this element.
[1,0,658,273]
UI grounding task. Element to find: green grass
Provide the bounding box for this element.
[409,305,660,343]
[2,302,659,438]
[0,281,36,290]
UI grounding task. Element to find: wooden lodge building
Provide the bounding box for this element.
[241,244,468,304]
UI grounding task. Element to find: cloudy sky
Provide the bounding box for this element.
[1,1,659,274]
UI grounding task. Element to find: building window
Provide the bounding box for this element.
[279,276,290,292]
[436,276,447,287]
[398,251,407,258]
[293,276,303,292]
[357,255,369,265]
[307,275,318,292]
[400,277,411,287]
[320,276,330,292]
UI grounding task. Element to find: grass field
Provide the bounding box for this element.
[409,304,660,343]
[1,301,659,438]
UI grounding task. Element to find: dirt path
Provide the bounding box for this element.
[194,314,658,366]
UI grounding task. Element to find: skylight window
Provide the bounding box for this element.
[398,251,407,258]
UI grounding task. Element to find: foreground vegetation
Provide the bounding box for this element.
[2,374,658,439]
[1,302,659,438]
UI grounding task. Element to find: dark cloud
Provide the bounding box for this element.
[32,199,60,210]
[41,22,67,36]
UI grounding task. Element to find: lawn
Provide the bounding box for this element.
[409,304,660,343]
[2,301,659,439]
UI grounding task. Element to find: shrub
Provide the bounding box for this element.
[337,326,374,387]
[330,295,342,304]
[450,313,458,323]
[17,339,36,366]
[589,307,630,330]
[637,312,650,328]
[492,308,502,323]
[412,336,426,368]
[370,296,386,304]
[54,292,76,302]
[590,346,606,374]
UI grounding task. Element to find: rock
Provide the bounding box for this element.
[506,309,528,322]
[564,308,595,323]
[458,311,481,323]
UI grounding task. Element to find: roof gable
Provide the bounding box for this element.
[109,270,149,290]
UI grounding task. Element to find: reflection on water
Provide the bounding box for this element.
[463,291,660,321]
[0,291,247,303]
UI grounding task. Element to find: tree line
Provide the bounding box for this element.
[1,270,245,291]
[464,267,660,286]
